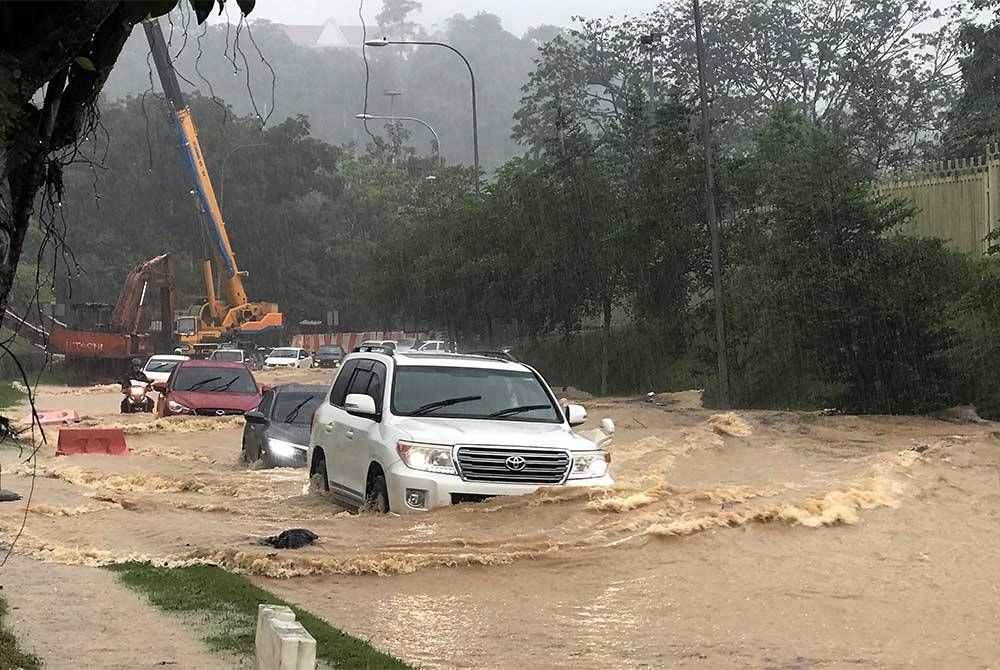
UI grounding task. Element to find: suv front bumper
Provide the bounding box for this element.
[384,460,613,512]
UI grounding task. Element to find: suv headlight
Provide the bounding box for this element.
[396,441,457,475]
[569,451,611,479]
[168,400,193,414]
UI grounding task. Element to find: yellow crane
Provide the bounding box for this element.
[144,18,282,352]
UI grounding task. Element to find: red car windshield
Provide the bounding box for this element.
[172,366,257,393]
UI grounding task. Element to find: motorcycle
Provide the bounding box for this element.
[121,379,155,414]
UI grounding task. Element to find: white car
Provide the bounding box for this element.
[308,350,614,513]
[417,340,452,352]
[142,354,189,383]
[210,349,246,364]
[264,347,313,369]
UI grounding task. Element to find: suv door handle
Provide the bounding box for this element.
[324,422,335,433]
[345,430,355,439]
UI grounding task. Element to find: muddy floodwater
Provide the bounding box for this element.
[1,370,999,668]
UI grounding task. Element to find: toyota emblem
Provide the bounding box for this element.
[215,409,225,416]
[505,455,527,471]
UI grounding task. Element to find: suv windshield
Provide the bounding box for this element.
[317,345,343,355]
[211,351,243,362]
[172,366,257,393]
[392,366,561,422]
[269,348,297,358]
[271,392,323,424]
[145,359,180,373]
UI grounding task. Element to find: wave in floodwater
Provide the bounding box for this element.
[0,453,918,578]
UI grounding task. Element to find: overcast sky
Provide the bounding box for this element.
[210,0,659,36]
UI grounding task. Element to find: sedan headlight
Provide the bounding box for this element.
[267,438,305,456]
[168,400,193,414]
[568,451,611,479]
[396,440,457,475]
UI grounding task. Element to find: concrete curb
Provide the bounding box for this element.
[255,604,317,670]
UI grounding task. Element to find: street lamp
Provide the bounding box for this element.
[219,143,266,208]
[638,31,664,112]
[365,37,479,196]
[355,113,442,165]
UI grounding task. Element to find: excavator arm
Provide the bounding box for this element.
[110,253,175,340]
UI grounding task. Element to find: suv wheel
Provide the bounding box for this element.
[309,451,329,493]
[364,472,390,514]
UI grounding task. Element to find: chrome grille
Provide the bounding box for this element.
[456,446,570,484]
[194,408,245,416]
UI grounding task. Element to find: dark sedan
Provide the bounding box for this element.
[241,384,325,467]
[312,344,345,369]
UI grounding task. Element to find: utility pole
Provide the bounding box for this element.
[693,0,730,408]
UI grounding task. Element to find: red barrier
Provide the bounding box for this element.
[56,429,129,456]
[292,332,427,353]
[26,409,81,426]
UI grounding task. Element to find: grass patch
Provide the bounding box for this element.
[0,597,41,670]
[0,383,25,411]
[107,562,413,669]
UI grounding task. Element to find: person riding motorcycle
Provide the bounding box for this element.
[120,358,153,413]
[121,358,149,390]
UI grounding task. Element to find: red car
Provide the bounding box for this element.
[153,359,263,417]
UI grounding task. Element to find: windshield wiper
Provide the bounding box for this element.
[210,376,243,393]
[489,404,552,418]
[283,396,314,423]
[412,395,482,416]
[184,376,222,392]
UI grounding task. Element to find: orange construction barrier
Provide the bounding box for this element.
[27,409,81,426]
[56,429,129,456]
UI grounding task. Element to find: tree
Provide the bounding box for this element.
[718,108,965,412]
[0,0,255,332]
[514,0,966,166]
[941,14,1000,156]
[375,0,424,39]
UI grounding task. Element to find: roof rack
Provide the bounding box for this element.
[353,345,394,355]
[465,349,517,362]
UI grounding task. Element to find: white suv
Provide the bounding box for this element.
[308,350,614,513]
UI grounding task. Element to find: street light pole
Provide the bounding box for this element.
[356,113,443,165]
[219,143,266,209]
[693,0,730,409]
[638,31,663,114]
[366,37,479,196]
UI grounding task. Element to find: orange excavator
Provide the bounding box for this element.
[51,254,176,385]
[144,18,283,352]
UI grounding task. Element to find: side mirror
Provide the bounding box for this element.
[566,403,588,426]
[344,393,378,419]
[244,409,269,425]
[600,417,615,435]
[260,384,272,393]
[151,381,167,393]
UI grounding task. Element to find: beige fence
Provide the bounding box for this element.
[877,144,1000,256]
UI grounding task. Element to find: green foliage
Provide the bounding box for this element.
[516,0,966,166]
[74,56,96,71]
[0,382,25,411]
[942,21,1000,156]
[0,597,40,670]
[108,563,412,669]
[712,112,972,413]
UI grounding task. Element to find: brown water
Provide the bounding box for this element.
[1,380,998,668]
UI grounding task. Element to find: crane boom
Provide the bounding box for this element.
[144,19,246,307]
[143,18,282,347]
